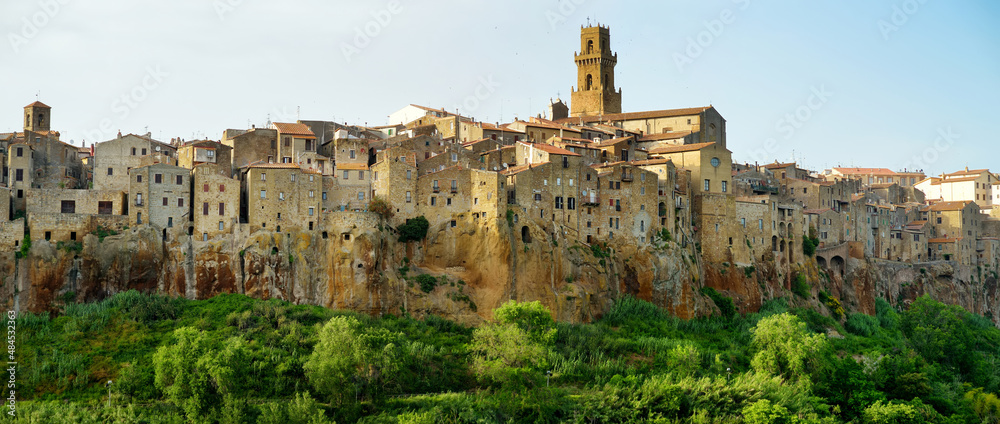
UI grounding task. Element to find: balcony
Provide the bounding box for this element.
[433,187,440,193]
[620,173,633,182]
[450,188,458,194]
[751,184,779,194]
[582,196,600,207]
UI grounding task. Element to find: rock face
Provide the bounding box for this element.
[10,215,999,325]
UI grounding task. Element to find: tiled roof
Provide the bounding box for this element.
[833,167,896,175]
[554,106,711,124]
[928,237,961,243]
[519,141,581,157]
[592,136,633,147]
[25,101,50,108]
[943,168,989,177]
[245,162,303,170]
[500,162,548,176]
[934,176,980,184]
[336,163,369,170]
[638,131,694,142]
[520,120,580,132]
[648,142,716,155]
[272,123,317,139]
[927,201,973,211]
[764,162,796,169]
[803,208,832,215]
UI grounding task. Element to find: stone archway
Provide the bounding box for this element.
[831,255,845,277]
[521,225,532,243]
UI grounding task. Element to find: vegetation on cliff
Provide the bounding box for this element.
[8,292,1000,423]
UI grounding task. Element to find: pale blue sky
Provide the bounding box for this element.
[2,0,997,175]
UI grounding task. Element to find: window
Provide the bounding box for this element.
[155,174,162,184]
[219,203,225,215]
[451,153,458,162]
[740,218,746,228]
[308,190,314,198]
[220,184,225,192]
[260,190,266,199]
[557,178,561,186]
[406,191,412,203]
[349,150,356,159]
[358,192,365,200]
[555,196,564,209]
[406,170,412,180]
[322,192,327,200]
[446,198,452,206]
[167,217,173,228]
[162,197,168,206]
[176,175,183,185]
[343,170,349,179]
[534,193,542,201]
[177,198,184,207]
[358,171,364,179]
[203,203,209,215]
[136,174,142,183]
[431,197,437,206]
[291,174,296,182]
[308,207,314,216]
[704,179,710,191]
[759,219,763,229]
[568,197,576,210]
[15,169,23,181]
[279,192,285,200]
[142,148,147,155]
[107,167,114,176]
[721,181,728,193]
[16,147,23,157]
[451,180,458,192]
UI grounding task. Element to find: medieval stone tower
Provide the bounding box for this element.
[24,101,51,132]
[570,25,622,118]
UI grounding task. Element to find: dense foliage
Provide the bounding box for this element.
[396,216,429,243]
[8,291,1000,423]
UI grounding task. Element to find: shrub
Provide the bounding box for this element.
[415,274,437,293]
[700,287,736,318]
[791,274,810,298]
[862,400,920,424]
[17,232,31,258]
[751,313,828,380]
[845,313,880,337]
[398,216,430,243]
[603,296,666,325]
[744,265,756,278]
[875,298,900,331]
[368,196,394,221]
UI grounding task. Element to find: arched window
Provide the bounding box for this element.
[587,40,593,53]
[586,74,593,90]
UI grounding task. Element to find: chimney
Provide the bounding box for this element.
[117,130,122,138]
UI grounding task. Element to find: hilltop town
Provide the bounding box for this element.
[3,25,999,320]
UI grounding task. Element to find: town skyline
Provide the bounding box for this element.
[2,0,997,175]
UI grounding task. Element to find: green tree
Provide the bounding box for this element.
[154,327,248,423]
[750,313,828,381]
[742,399,800,424]
[861,400,920,424]
[398,216,430,243]
[304,316,402,404]
[471,300,557,388]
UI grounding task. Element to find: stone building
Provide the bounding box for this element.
[128,163,193,239]
[222,127,278,169]
[414,166,500,230]
[93,133,177,192]
[570,24,622,117]
[177,140,233,176]
[923,200,983,265]
[371,153,418,225]
[242,163,322,233]
[6,142,32,211]
[25,188,127,242]
[506,119,582,143]
[192,163,239,240]
[916,168,996,210]
[591,162,659,244]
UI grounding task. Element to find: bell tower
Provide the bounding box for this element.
[24,101,51,132]
[570,24,622,117]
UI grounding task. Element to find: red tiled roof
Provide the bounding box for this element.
[592,136,633,147]
[25,101,50,108]
[272,123,317,139]
[336,163,369,171]
[519,141,581,157]
[631,158,672,166]
[928,237,961,243]
[943,168,989,177]
[934,176,980,184]
[833,167,896,175]
[764,162,796,169]
[554,106,711,124]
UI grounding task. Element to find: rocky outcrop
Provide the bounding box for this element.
[12,215,999,325]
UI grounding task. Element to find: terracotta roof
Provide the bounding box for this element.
[592,136,633,147]
[927,201,973,211]
[648,142,716,155]
[519,141,581,157]
[336,163,369,171]
[932,176,980,184]
[638,131,694,142]
[928,237,961,243]
[25,101,50,108]
[519,120,580,132]
[272,123,317,139]
[943,169,989,177]
[764,162,796,169]
[246,162,303,169]
[554,106,711,124]
[462,138,494,146]
[833,167,896,175]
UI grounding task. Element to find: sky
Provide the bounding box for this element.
[2,0,997,176]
